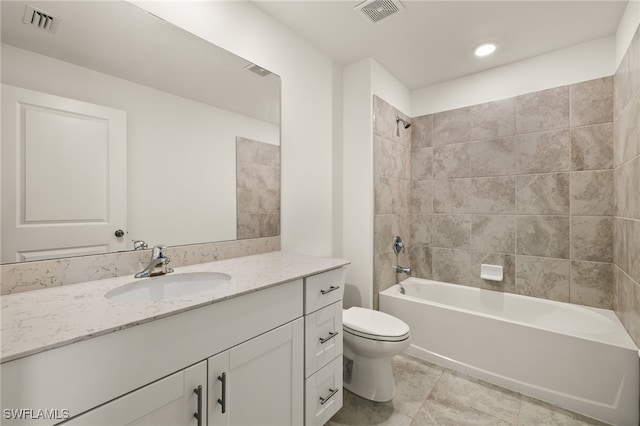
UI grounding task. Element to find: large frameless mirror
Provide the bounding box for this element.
[0,1,281,264]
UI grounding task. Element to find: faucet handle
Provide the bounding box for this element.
[151,245,168,258]
[392,236,405,254]
[133,240,148,251]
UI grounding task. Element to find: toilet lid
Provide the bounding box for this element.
[343,307,410,339]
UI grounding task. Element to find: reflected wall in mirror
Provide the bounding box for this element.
[0,1,281,264]
[236,137,281,239]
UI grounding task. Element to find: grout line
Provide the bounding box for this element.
[514,101,520,293]
[411,397,431,422]
[430,123,622,149]
[430,116,435,278]
[429,212,611,217]
[429,167,616,181]
[515,392,524,425]
[616,151,640,170]
[569,86,573,304]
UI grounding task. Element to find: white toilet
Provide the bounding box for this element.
[342,307,411,402]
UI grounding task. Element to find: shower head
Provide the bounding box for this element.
[396,116,411,129]
[395,116,411,136]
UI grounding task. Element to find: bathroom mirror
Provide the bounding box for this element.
[0,1,280,264]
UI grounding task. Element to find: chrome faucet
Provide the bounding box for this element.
[133,240,148,251]
[135,245,174,278]
[393,237,411,276]
[392,236,405,254]
[396,266,411,276]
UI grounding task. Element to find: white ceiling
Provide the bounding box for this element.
[254,0,628,90]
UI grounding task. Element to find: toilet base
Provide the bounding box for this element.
[343,345,396,402]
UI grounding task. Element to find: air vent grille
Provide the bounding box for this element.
[355,0,403,24]
[23,5,60,33]
[243,63,272,77]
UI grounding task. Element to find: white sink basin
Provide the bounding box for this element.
[106,272,231,302]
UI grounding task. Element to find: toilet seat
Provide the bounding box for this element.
[343,326,409,342]
[343,307,410,342]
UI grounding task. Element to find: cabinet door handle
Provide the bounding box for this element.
[320,285,340,295]
[319,388,339,405]
[193,385,202,426]
[319,331,339,344]
[217,372,227,414]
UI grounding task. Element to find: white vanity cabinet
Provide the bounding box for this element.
[208,319,304,426]
[64,362,207,426]
[0,255,350,426]
[63,318,304,426]
[303,268,345,426]
[0,279,303,426]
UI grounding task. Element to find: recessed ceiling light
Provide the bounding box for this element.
[474,43,497,57]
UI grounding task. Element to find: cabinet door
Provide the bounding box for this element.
[208,319,303,426]
[65,361,206,426]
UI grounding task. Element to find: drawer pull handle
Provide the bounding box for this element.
[319,388,339,405]
[193,385,202,426]
[217,372,227,414]
[320,285,340,295]
[319,331,339,344]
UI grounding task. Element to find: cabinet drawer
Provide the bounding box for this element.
[304,268,345,314]
[305,302,342,378]
[305,356,342,426]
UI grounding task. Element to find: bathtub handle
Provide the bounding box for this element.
[319,331,339,344]
[319,388,339,405]
[320,285,340,295]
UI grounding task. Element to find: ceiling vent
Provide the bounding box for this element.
[354,0,404,24]
[23,5,60,33]
[243,63,272,77]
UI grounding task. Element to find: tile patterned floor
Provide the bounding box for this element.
[327,354,608,426]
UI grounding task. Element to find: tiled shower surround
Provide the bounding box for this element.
[614,24,640,346]
[373,75,617,311]
[373,98,412,309]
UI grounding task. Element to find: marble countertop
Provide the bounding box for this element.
[0,251,349,363]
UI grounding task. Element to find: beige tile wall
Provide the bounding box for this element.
[373,97,412,308]
[236,137,281,239]
[409,77,615,309]
[374,78,616,311]
[614,24,640,346]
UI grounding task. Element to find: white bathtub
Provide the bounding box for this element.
[379,278,639,425]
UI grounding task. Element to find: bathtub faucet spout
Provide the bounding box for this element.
[396,266,411,276]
